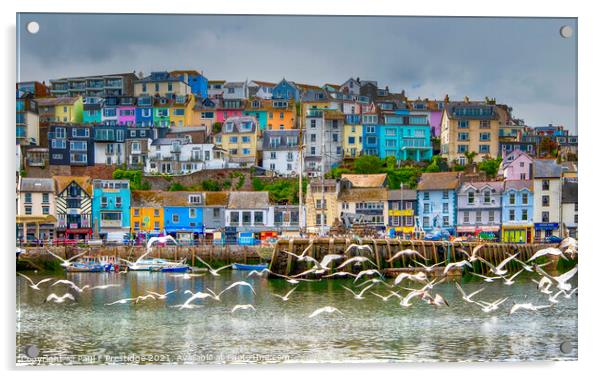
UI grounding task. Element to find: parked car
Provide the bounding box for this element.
[544,235,563,243]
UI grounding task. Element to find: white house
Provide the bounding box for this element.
[533,159,563,241]
[248,80,275,99]
[261,130,301,176]
[223,81,248,100]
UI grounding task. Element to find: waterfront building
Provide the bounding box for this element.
[135,95,154,127]
[16,93,39,146]
[456,181,504,239]
[533,159,563,241]
[162,192,205,241]
[272,79,300,101]
[93,124,127,166]
[134,71,191,97]
[561,181,578,239]
[215,116,260,167]
[36,96,84,124]
[49,72,137,97]
[48,124,94,166]
[16,178,57,241]
[223,81,249,100]
[82,96,104,124]
[498,150,533,180]
[304,179,340,234]
[225,192,273,233]
[440,100,501,164]
[54,176,93,240]
[169,94,195,127]
[130,190,165,237]
[416,172,460,234]
[248,80,275,99]
[501,180,534,243]
[375,110,433,162]
[337,174,388,229]
[91,179,131,239]
[386,189,417,236]
[202,192,229,235]
[124,127,154,169]
[261,130,301,176]
[207,80,226,98]
[304,109,344,177]
[273,205,302,234]
[170,70,209,98]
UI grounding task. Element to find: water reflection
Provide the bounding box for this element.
[16,270,577,365]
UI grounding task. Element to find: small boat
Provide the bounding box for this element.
[66,262,105,273]
[232,262,268,271]
[128,258,190,272]
[154,265,190,273]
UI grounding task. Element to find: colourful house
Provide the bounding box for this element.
[169,94,195,127]
[501,180,534,243]
[54,176,93,240]
[243,98,269,130]
[91,179,131,239]
[191,97,217,131]
[134,71,191,97]
[272,79,299,101]
[130,190,165,236]
[153,96,172,128]
[244,98,296,131]
[216,99,245,123]
[82,97,103,124]
[54,96,83,123]
[135,96,154,127]
[374,110,433,162]
[162,192,205,241]
[101,96,119,125]
[416,172,460,234]
[117,96,136,126]
[170,70,208,98]
[342,116,363,158]
[215,115,259,166]
[498,150,533,180]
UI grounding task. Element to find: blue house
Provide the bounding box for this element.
[135,95,154,126]
[376,111,433,161]
[362,125,379,157]
[172,70,208,98]
[49,124,95,166]
[416,172,460,234]
[501,180,534,243]
[163,192,205,241]
[92,179,131,239]
[272,79,299,101]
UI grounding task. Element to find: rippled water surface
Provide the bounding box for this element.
[16,270,577,365]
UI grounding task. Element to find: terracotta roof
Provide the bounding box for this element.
[417,172,460,191]
[341,174,387,188]
[204,191,229,206]
[228,191,270,209]
[504,180,533,192]
[131,190,165,207]
[54,176,93,196]
[338,188,387,202]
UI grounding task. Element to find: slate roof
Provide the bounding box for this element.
[20,178,55,192]
[228,191,270,209]
[533,159,563,178]
[204,192,229,207]
[341,174,387,188]
[161,191,204,207]
[387,189,417,201]
[562,182,578,203]
[444,102,499,120]
[54,176,93,196]
[417,172,460,191]
[262,130,300,150]
[131,190,165,207]
[221,116,258,134]
[36,96,80,106]
[459,181,504,193]
[504,180,533,192]
[338,188,387,202]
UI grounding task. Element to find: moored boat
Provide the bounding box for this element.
[232,262,268,271]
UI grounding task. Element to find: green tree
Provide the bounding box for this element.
[353,155,384,174]
[478,157,502,178]
[464,151,477,165]
[168,183,186,191]
[212,122,223,135]
[201,179,222,191]
[112,168,149,190]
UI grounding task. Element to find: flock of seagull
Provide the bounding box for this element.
[18,237,578,318]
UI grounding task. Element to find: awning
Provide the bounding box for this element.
[479,226,500,232]
[456,226,476,233]
[165,226,204,233]
[16,215,57,223]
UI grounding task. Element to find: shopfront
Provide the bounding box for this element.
[534,223,560,242]
[502,224,534,243]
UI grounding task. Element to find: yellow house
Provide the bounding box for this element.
[440,99,501,164]
[305,179,340,233]
[130,191,165,234]
[343,123,363,158]
[215,115,260,166]
[169,94,196,127]
[191,96,217,131]
[52,96,83,123]
[134,72,191,97]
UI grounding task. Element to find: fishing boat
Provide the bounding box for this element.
[128,258,190,272]
[66,262,105,273]
[232,262,269,271]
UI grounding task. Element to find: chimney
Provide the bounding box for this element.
[464,96,469,103]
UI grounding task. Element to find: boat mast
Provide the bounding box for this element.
[298,95,304,235]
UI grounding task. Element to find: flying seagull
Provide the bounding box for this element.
[527,247,568,262]
[51,279,89,293]
[344,244,373,255]
[455,282,485,304]
[231,304,256,313]
[509,302,553,315]
[341,283,375,300]
[443,260,472,275]
[272,286,298,301]
[477,253,518,276]
[194,255,232,276]
[386,249,427,263]
[146,290,177,299]
[17,273,52,290]
[370,290,402,302]
[475,297,508,313]
[45,293,76,303]
[308,306,343,318]
[45,249,87,268]
[534,264,578,292]
[503,269,525,286]
[471,272,504,283]
[336,256,377,270]
[393,271,427,285]
[353,269,383,283]
[412,260,445,272]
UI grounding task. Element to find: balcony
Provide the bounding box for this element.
[306,110,323,118]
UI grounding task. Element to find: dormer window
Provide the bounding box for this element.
[225,122,234,133]
[252,100,260,108]
[189,194,202,204]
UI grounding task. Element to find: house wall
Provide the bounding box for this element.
[441,112,501,163]
[533,177,562,239]
[262,149,300,176]
[417,189,457,232]
[134,81,191,97]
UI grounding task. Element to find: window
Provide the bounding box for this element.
[479,120,491,129]
[574,214,578,223]
[423,192,430,200]
[423,203,430,213]
[154,221,160,229]
[230,212,239,224]
[316,199,326,209]
[189,195,202,204]
[509,193,516,205]
[488,210,494,222]
[443,191,449,200]
[463,212,469,224]
[476,211,482,223]
[115,196,122,208]
[25,206,32,215]
[480,132,491,141]
[154,209,160,217]
[458,120,469,128]
[24,193,32,203]
[458,132,469,141]
[509,209,515,221]
[542,195,550,207]
[41,206,49,215]
[483,190,491,204]
[542,211,549,222]
[134,221,140,230]
[479,145,490,154]
[254,212,264,225]
[172,214,180,223]
[189,208,197,218]
[468,191,475,204]
[457,145,468,154]
[422,217,430,228]
[442,202,449,214]
[542,180,550,191]
[213,208,220,218]
[522,209,528,221]
[134,209,140,217]
[522,192,529,204]
[101,196,108,208]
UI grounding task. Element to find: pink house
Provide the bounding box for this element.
[216,98,244,123]
[117,96,136,126]
[498,150,533,180]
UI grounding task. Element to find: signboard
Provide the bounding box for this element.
[534,223,559,230]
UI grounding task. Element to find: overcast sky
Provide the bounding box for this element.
[17,14,577,132]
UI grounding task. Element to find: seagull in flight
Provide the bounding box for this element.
[51,279,89,293]
[170,273,205,280]
[412,260,445,272]
[503,269,525,286]
[147,235,178,249]
[247,268,272,278]
[106,297,137,305]
[455,282,485,304]
[90,284,121,290]
[399,289,426,307]
[146,290,177,299]
[534,264,578,292]
[356,278,392,288]
[353,269,383,283]
[45,293,76,303]
[423,292,449,307]
[344,244,373,255]
[231,304,256,313]
[386,249,427,263]
[548,291,564,304]
[194,255,232,276]
[527,247,568,262]
[532,277,554,295]
[175,291,218,309]
[509,302,553,315]
[393,271,427,285]
[282,243,315,261]
[134,294,156,304]
[475,297,508,313]
[308,306,343,318]
[17,273,52,290]
[272,286,298,301]
[443,260,472,275]
[341,283,375,299]
[323,272,357,279]
[206,281,256,301]
[459,244,486,262]
[562,287,578,299]
[478,253,518,276]
[45,249,87,268]
[471,272,504,283]
[370,290,401,302]
[336,256,377,270]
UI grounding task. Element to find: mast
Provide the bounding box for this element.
[321,109,326,236]
[298,95,304,235]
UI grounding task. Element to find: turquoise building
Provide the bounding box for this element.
[376,110,433,161]
[92,179,131,239]
[83,97,103,124]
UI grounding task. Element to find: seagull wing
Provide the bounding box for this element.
[194,255,214,271]
[455,282,467,297]
[215,264,233,273]
[66,250,87,262]
[17,273,34,285]
[497,253,518,270]
[284,286,298,298]
[358,283,375,297]
[556,265,578,284]
[320,254,344,268]
[477,257,496,271]
[46,249,67,263]
[341,285,358,297]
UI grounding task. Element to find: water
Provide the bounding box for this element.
[16,270,577,365]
